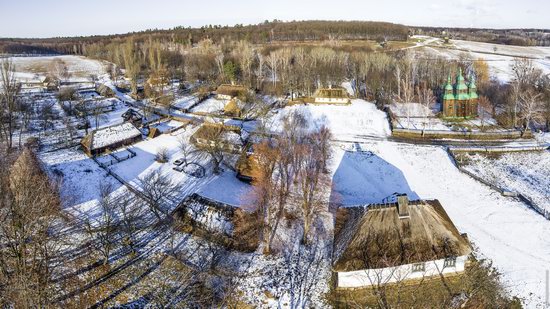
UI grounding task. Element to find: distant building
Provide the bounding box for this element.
[312,87,351,105]
[332,195,471,289]
[81,122,142,156]
[215,84,248,100]
[442,68,478,118]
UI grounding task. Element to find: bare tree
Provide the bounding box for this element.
[0,59,21,151]
[84,183,118,265]
[177,135,194,165]
[518,89,544,130]
[0,148,65,307]
[298,127,332,244]
[138,168,177,219]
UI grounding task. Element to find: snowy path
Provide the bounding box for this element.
[334,140,550,306]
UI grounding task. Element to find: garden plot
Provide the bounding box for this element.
[39,147,122,217]
[267,99,391,140]
[189,97,228,114]
[459,151,550,212]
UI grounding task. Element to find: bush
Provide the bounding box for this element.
[58,87,76,101]
[155,147,169,163]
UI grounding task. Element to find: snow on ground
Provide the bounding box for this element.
[341,81,355,96]
[107,124,254,209]
[416,39,550,82]
[197,170,254,209]
[190,97,227,114]
[39,147,122,217]
[461,151,550,212]
[329,140,550,307]
[8,55,107,81]
[390,102,501,131]
[267,99,391,140]
[453,39,550,59]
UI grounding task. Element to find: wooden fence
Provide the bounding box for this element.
[447,148,550,220]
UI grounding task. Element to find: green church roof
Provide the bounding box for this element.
[444,74,454,90]
[444,93,456,100]
[468,75,478,99]
[456,67,468,90]
[457,93,470,100]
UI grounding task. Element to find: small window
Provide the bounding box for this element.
[444,257,456,268]
[411,262,425,272]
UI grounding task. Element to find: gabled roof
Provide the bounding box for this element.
[216,84,247,97]
[314,87,349,99]
[82,122,142,151]
[333,199,471,272]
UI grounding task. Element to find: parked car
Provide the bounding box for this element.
[173,158,186,166]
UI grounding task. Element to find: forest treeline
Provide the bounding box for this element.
[0,20,409,55]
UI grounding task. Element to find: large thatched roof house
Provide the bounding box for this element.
[215,84,248,100]
[81,122,142,157]
[313,87,351,105]
[333,195,471,289]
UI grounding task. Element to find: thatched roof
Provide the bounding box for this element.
[314,87,349,99]
[81,122,142,151]
[333,198,471,272]
[216,84,247,97]
[224,98,245,117]
[192,123,242,146]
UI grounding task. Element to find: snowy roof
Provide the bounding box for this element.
[84,122,142,150]
[333,198,471,271]
[192,123,244,145]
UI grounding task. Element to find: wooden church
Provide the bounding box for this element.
[442,68,479,118]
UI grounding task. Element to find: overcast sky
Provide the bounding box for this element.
[1,0,549,38]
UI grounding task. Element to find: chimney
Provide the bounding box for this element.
[397,194,410,219]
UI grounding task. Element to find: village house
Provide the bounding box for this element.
[215,84,248,100]
[121,108,143,126]
[19,75,59,93]
[172,193,258,252]
[81,122,142,156]
[332,194,471,289]
[313,87,351,105]
[223,97,246,118]
[442,68,479,118]
[190,123,244,153]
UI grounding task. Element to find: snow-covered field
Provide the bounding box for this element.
[461,151,550,212]
[8,55,107,81]
[415,38,550,82]
[267,99,391,140]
